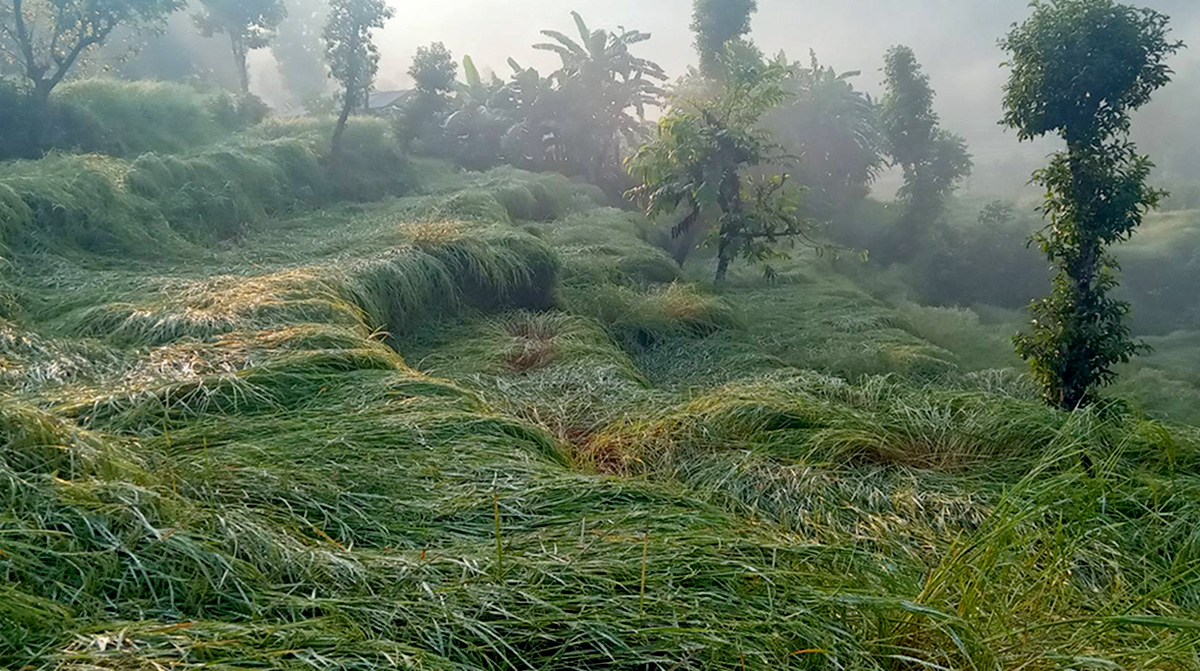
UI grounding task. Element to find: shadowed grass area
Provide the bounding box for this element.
[2,155,1200,671]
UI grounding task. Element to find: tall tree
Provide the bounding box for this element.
[879,46,972,262]
[395,42,457,151]
[323,0,391,162]
[629,56,819,282]
[272,0,330,108]
[690,0,757,77]
[194,0,286,96]
[409,42,456,96]
[1001,0,1182,409]
[0,0,184,122]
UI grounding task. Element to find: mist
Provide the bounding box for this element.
[328,0,1198,196]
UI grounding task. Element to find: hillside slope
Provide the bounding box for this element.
[3,156,1200,670]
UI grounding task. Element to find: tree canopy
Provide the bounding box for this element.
[0,0,183,104]
[409,41,456,95]
[272,0,329,107]
[629,54,820,282]
[194,0,286,95]
[534,11,664,186]
[764,52,885,223]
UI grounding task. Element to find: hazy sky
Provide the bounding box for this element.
[335,0,1200,195]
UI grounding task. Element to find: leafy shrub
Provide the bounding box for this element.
[0,79,47,159]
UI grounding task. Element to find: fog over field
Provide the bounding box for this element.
[306,0,1196,195]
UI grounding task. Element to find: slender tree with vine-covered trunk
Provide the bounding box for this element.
[1001,0,1183,410]
[323,0,391,163]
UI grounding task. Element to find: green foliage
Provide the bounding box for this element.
[690,0,758,77]
[764,52,885,223]
[1001,0,1181,144]
[531,11,665,188]
[1002,0,1183,409]
[323,0,393,160]
[3,154,1200,670]
[406,13,663,190]
[437,54,509,169]
[847,198,1053,312]
[629,54,820,281]
[395,42,458,151]
[409,41,457,94]
[193,0,287,94]
[0,76,48,158]
[879,46,973,262]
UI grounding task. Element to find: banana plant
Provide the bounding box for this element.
[533,11,664,186]
[496,58,564,168]
[443,55,511,170]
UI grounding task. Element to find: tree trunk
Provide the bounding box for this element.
[713,166,742,283]
[670,205,705,266]
[231,34,250,97]
[1058,141,1102,410]
[331,88,354,163]
[29,81,54,156]
[715,234,733,283]
[331,105,351,163]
